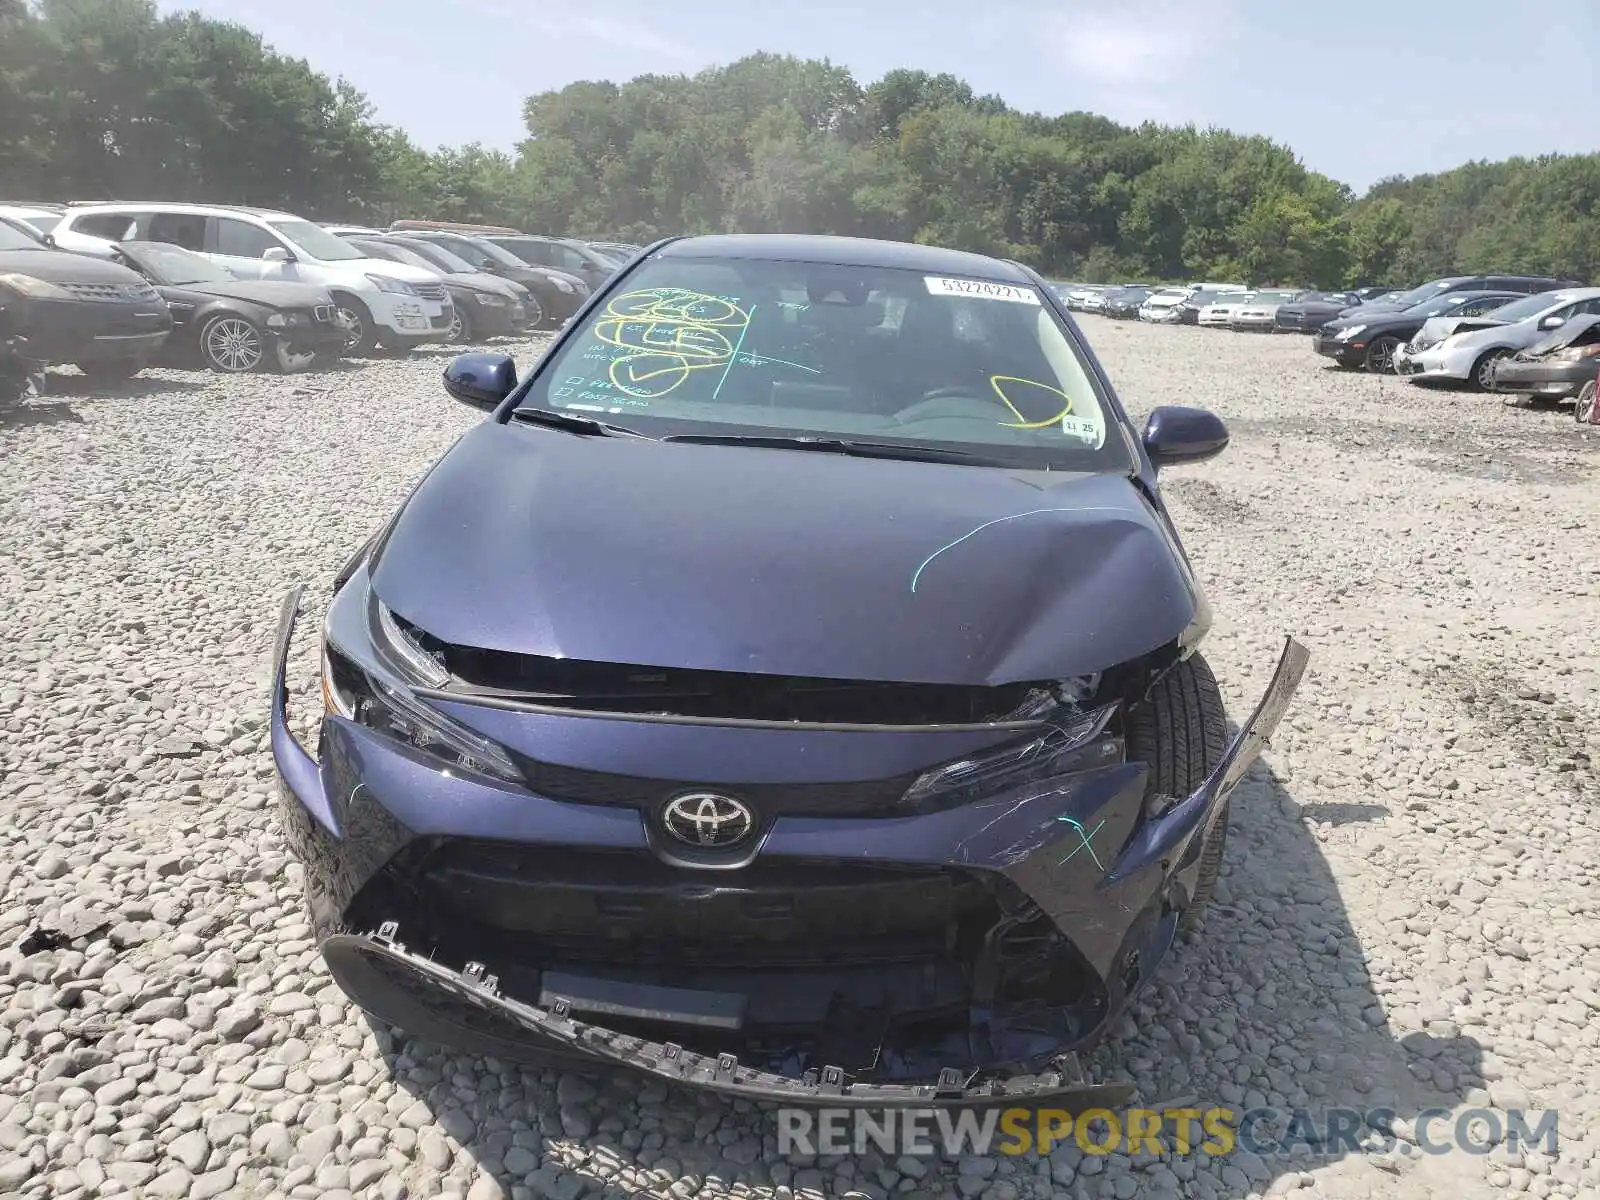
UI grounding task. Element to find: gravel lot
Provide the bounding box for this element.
[2,320,1598,1200]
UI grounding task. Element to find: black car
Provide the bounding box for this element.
[1485,314,1600,403]
[485,235,620,290]
[0,221,171,381]
[391,232,588,328]
[1339,274,1583,319]
[1313,290,1520,372]
[346,237,531,342]
[1102,286,1151,318]
[1348,285,1402,303]
[1273,292,1359,333]
[1172,290,1224,325]
[269,232,1309,1105]
[110,241,346,374]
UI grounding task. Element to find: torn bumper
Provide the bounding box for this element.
[270,584,1308,1102]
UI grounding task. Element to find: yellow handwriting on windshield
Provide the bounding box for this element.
[989,375,1074,429]
[594,289,751,399]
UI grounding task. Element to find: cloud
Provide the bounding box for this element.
[1040,2,1236,122]
[449,0,700,62]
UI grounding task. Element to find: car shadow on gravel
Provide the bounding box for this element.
[0,400,83,428]
[359,746,1486,1197]
[40,375,197,399]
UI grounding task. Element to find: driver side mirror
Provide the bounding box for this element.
[262,246,294,263]
[1142,405,1230,469]
[443,352,517,411]
[1539,314,1565,330]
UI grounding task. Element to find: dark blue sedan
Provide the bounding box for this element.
[270,234,1307,1106]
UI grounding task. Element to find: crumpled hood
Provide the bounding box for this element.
[161,279,333,308]
[370,422,1201,685]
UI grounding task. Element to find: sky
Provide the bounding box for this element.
[158,0,1598,192]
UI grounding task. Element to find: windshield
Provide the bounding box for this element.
[125,242,232,284]
[268,219,366,261]
[354,240,440,273]
[1207,292,1251,306]
[0,222,40,250]
[1383,280,1461,309]
[1464,292,1566,324]
[436,235,526,270]
[1249,291,1298,304]
[396,239,476,273]
[517,257,1135,473]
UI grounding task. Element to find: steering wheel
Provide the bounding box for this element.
[890,385,1016,427]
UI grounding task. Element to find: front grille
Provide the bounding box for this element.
[413,283,447,301]
[313,304,336,323]
[60,281,161,303]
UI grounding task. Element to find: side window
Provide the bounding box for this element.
[212,217,282,258]
[147,212,205,251]
[1459,298,1501,317]
[553,245,588,272]
[1574,299,1600,317]
[510,240,549,266]
[443,238,491,268]
[73,213,139,240]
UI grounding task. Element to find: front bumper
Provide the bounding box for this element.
[270,582,1307,1103]
[16,298,171,365]
[1394,342,1472,381]
[1487,358,1597,398]
[369,292,454,342]
[1312,333,1364,366]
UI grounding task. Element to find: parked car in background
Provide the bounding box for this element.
[110,241,345,374]
[321,223,386,238]
[0,219,171,380]
[389,219,522,236]
[1102,286,1151,319]
[1230,289,1303,332]
[344,236,531,342]
[1073,286,1110,312]
[0,204,64,237]
[1341,274,1583,318]
[1171,290,1224,325]
[1273,291,1359,333]
[1317,291,1520,373]
[483,235,620,291]
[587,241,641,259]
[1348,286,1401,303]
[1484,315,1600,405]
[1138,288,1194,323]
[52,203,453,355]
[1197,291,1253,328]
[386,233,587,329]
[1395,288,1600,389]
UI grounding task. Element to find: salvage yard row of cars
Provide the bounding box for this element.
[1054,275,1599,419]
[0,199,639,404]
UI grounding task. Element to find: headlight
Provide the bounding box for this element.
[0,273,71,299]
[264,313,303,328]
[550,278,575,294]
[1337,324,1366,341]
[899,701,1117,811]
[366,274,418,296]
[474,293,507,306]
[319,591,521,783]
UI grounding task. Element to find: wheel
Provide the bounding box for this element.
[1362,335,1400,374]
[333,295,378,356]
[1576,380,1597,424]
[524,294,546,330]
[1471,349,1510,392]
[1124,653,1229,937]
[447,304,473,345]
[75,358,145,382]
[200,314,266,373]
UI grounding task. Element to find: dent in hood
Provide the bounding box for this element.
[159,279,333,309]
[369,424,1202,686]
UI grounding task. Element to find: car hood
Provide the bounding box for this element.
[446,272,524,298]
[157,279,332,308]
[369,423,1200,686]
[0,248,149,286]
[1446,317,1537,349]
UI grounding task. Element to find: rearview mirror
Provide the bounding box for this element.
[443,353,517,411]
[1142,405,1230,469]
[262,246,293,263]
[1539,314,1565,330]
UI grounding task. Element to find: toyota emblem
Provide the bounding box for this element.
[662,792,754,848]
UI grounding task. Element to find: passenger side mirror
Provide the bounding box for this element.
[1141,405,1230,469]
[1539,314,1565,330]
[262,246,294,263]
[443,352,517,411]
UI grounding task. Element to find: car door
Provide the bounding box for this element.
[206,216,292,281]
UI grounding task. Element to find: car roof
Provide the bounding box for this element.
[64,202,299,220]
[657,234,1033,283]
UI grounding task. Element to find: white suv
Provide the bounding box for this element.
[52,203,452,353]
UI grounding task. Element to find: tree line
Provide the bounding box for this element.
[4,0,1597,288]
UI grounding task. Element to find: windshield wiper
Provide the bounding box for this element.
[511,408,651,438]
[660,433,1012,466]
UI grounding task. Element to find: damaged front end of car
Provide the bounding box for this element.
[271,565,1308,1106]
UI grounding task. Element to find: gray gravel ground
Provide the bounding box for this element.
[1,321,1598,1200]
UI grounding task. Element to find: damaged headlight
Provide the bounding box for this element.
[900,701,1118,811]
[319,585,521,783]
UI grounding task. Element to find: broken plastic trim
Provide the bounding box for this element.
[339,923,1137,1109]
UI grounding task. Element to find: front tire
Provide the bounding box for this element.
[201,315,266,373]
[1363,335,1399,374]
[1471,349,1510,392]
[333,295,378,356]
[1125,653,1230,937]
[447,305,473,345]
